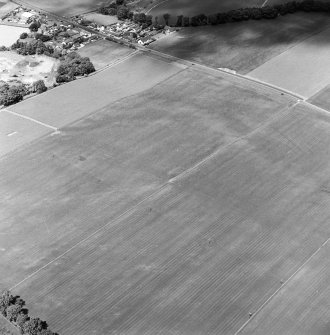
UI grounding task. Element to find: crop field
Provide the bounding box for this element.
[147,0,263,23]
[0,315,20,335]
[0,110,51,157]
[247,26,330,98]
[0,61,301,333]
[22,0,108,16]
[241,241,330,335]
[7,52,185,128]
[82,12,119,26]
[3,97,330,334]
[308,84,330,111]
[150,11,330,74]
[78,39,133,70]
[0,2,18,18]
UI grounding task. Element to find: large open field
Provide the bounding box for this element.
[3,2,330,333]
[0,58,308,334]
[150,12,330,74]
[2,48,330,333]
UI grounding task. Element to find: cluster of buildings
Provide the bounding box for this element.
[72,15,167,46]
[1,6,100,54]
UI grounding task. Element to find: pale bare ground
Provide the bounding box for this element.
[247,26,330,98]
[0,51,59,85]
[0,25,28,47]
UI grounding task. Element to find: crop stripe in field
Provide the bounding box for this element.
[2,109,59,132]
[234,236,330,334]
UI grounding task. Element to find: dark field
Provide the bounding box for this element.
[150,12,330,74]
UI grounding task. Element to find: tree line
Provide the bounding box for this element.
[98,0,330,27]
[168,0,330,27]
[0,290,58,335]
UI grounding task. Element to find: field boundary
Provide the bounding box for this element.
[2,109,59,132]
[143,47,304,100]
[234,236,330,334]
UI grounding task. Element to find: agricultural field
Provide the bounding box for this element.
[21,0,108,16]
[150,11,330,74]
[0,26,28,47]
[77,39,133,70]
[0,316,19,335]
[308,84,330,110]
[0,2,18,18]
[0,110,51,157]
[0,63,301,334]
[7,52,184,128]
[241,241,330,335]
[247,25,330,98]
[3,92,330,334]
[82,12,119,26]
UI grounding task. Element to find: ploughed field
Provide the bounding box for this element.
[2,46,330,334]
